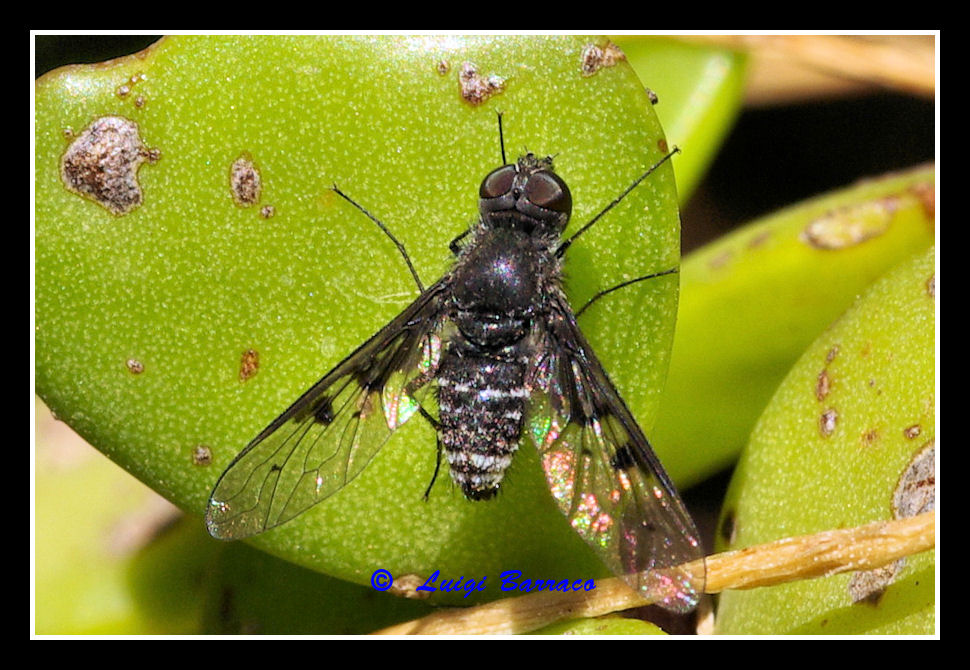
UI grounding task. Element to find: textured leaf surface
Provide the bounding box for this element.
[35,35,682,604]
[715,247,936,634]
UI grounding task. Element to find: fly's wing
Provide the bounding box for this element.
[526,295,705,612]
[205,282,449,540]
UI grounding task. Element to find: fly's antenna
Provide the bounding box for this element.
[496,111,507,165]
[556,146,680,258]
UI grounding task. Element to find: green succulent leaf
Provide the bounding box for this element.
[653,165,935,486]
[613,36,747,201]
[715,246,936,635]
[35,35,683,607]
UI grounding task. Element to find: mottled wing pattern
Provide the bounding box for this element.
[205,282,449,540]
[526,293,705,612]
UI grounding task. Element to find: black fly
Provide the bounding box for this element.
[205,116,705,612]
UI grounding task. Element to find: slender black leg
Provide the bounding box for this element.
[331,185,425,294]
[556,147,680,258]
[418,406,443,500]
[576,267,679,318]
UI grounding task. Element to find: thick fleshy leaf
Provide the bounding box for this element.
[716,247,936,634]
[35,35,682,605]
[653,166,935,486]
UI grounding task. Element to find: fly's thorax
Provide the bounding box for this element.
[450,227,558,313]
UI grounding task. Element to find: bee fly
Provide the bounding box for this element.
[206,115,705,612]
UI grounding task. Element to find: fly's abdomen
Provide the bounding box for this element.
[438,355,527,499]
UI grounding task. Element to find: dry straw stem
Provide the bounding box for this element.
[374,510,935,635]
[681,35,935,103]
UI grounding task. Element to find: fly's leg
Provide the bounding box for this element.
[576,267,679,318]
[418,407,443,500]
[331,185,425,294]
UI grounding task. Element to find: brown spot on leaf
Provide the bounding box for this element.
[645,87,659,105]
[926,273,935,299]
[816,369,831,401]
[436,59,450,75]
[657,138,669,154]
[117,72,147,107]
[861,427,879,447]
[192,445,213,466]
[800,197,900,250]
[230,154,262,207]
[903,424,921,440]
[126,358,145,375]
[259,205,276,219]
[850,439,935,603]
[389,573,434,600]
[820,408,838,437]
[826,345,840,364]
[748,230,772,249]
[458,61,505,106]
[580,41,626,77]
[708,250,733,270]
[893,440,935,519]
[239,348,260,381]
[849,560,903,605]
[60,115,158,215]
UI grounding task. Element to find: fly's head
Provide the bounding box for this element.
[478,153,572,238]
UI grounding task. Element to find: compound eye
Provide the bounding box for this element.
[480,165,516,199]
[524,171,572,214]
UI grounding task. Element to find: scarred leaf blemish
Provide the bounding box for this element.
[708,250,733,270]
[116,72,148,106]
[60,115,159,216]
[230,153,262,207]
[849,560,903,605]
[893,440,935,519]
[815,369,831,401]
[747,230,772,249]
[192,445,213,466]
[819,408,838,437]
[800,197,900,250]
[903,424,921,440]
[239,348,260,381]
[580,41,626,77]
[458,61,505,106]
[849,440,935,603]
